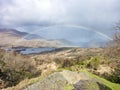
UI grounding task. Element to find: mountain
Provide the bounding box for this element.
[0,26,111,48]
[0,28,28,46]
[0,28,62,47]
[48,39,75,47]
[24,34,43,40]
[0,28,28,37]
[56,39,73,45]
[32,26,111,47]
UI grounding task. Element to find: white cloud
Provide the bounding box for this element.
[0,0,67,26]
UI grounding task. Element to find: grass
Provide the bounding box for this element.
[64,84,74,90]
[57,67,120,90]
[58,66,120,90]
[56,57,120,90]
[79,69,120,90]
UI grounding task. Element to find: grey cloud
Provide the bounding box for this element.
[0,0,67,27]
[0,0,119,35]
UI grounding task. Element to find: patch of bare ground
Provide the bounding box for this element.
[96,65,112,75]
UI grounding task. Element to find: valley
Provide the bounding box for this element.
[0,28,120,90]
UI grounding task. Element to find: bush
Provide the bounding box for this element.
[87,56,101,70]
[0,49,38,88]
[54,57,76,68]
[3,70,34,87]
[103,62,120,84]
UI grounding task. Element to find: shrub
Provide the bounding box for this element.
[54,57,76,68]
[87,56,101,70]
[0,49,39,88]
[103,62,120,84]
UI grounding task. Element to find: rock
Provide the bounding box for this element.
[74,80,99,90]
[60,70,90,84]
[74,80,112,90]
[23,70,112,90]
[23,72,68,90]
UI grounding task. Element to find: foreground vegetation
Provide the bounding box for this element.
[0,45,119,90]
[0,49,40,88]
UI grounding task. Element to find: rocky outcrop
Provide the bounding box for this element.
[74,80,111,90]
[23,72,68,90]
[23,70,111,90]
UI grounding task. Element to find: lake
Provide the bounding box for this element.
[6,47,56,55]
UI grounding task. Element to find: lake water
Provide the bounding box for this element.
[6,47,56,55]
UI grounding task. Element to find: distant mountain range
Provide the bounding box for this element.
[0,27,110,47]
[0,28,62,47]
[30,26,110,47]
[24,34,43,40]
[0,28,42,40]
[0,28,28,37]
[48,39,74,46]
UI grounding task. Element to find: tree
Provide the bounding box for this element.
[113,21,120,46]
[106,22,120,58]
[106,21,120,83]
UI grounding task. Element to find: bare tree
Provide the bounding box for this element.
[115,21,120,41]
[111,21,120,47]
[105,21,120,83]
[105,21,120,58]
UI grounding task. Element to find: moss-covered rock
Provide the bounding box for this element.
[74,80,111,90]
[24,72,68,90]
[23,70,113,90]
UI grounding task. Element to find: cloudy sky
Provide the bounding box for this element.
[0,0,120,36]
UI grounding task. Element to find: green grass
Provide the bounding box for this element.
[80,69,120,90]
[64,84,74,90]
[58,64,120,90]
